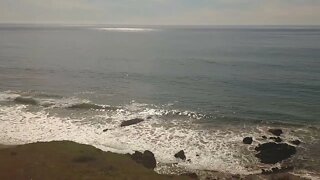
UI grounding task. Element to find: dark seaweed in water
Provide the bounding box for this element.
[120,118,144,127]
[14,97,38,105]
[68,103,116,110]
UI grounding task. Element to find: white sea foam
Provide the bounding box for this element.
[0,104,254,174]
[0,91,20,101]
[0,93,315,176]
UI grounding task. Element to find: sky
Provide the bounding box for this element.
[0,0,320,25]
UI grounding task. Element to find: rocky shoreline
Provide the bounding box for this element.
[0,137,310,180]
[0,116,314,180]
[104,118,308,179]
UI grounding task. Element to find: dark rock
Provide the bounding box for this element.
[243,137,253,144]
[102,129,109,132]
[268,129,283,136]
[120,118,144,127]
[196,154,200,157]
[270,137,282,142]
[181,173,198,179]
[130,150,156,169]
[187,159,191,162]
[262,136,267,139]
[290,140,301,146]
[255,142,296,164]
[174,150,186,160]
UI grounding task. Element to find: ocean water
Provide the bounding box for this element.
[0,24,320,177]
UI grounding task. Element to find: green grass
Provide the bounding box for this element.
[0,141,192,180]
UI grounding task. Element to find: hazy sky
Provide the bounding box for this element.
[1,0,320,25]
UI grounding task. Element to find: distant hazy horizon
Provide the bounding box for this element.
[1,0,320,25]
[1,23,320,27]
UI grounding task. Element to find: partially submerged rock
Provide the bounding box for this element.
[243,137,253,144]
[270,137,282,143]
[290,140,301,146]
[174,150,186,160]
[120,118,144,127]
[255,142,296,164]
[268,129,283,136]
[130,150,157,169]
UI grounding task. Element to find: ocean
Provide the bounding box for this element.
[0,24,319,177]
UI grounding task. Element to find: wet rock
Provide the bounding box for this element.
[243,137,253,144]
[120,118,144,127]
[174,150,186,160]
[196,154,200,157]
[262,136,267,139]
[268,129,283,136]
[270,137,282,142]
[255,142,296,164]
[102,129,109,132]
[290,140,301,146]
[130,150,156,169]
[181,172,198,179]
[187,159,191,162]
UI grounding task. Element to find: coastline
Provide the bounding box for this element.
[0,141,309,180]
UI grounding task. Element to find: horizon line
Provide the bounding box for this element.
[0,22,320,27]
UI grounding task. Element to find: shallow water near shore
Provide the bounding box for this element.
[0,25,320,178]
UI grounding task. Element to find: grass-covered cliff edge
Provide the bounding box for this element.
[0,141,308,180]
[0,141,193,180]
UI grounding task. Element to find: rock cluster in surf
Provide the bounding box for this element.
[129,150,157,169]
[243,137,253,144]
[174,150,186,160]
[243,128,302,175]
[255,142,296,164]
